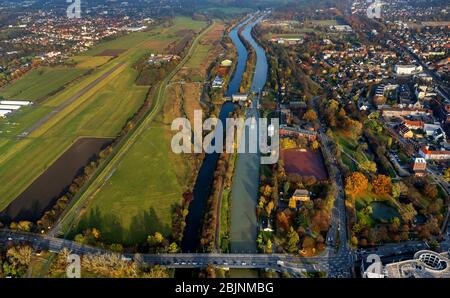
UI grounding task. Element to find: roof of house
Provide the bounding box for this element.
[403,119,424,128]
[420,147,450,155]
[293,189,310,197]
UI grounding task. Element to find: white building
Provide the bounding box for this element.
[0,110,12,118]
[419,146,450,160]
[231,93,248,102]
[395,65,423,75]
[0,104,22,110]
[0,100,32,106]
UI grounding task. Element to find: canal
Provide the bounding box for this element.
[181,15,254,252]
[230,15,268,253]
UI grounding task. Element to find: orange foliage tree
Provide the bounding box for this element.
[372,174,392,195]
[345,172,369,196]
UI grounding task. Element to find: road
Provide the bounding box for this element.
[0,229,353,274]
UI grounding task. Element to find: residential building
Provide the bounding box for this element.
[394,64,423,75]
[398,124,413,138]
[412,157,427,176]
[291,189,310,201]
[419,147,450,160]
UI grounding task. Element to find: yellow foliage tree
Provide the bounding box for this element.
[345,172,369,196]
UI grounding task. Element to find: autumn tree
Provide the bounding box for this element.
[311,140,320,150]
[444,168,450,182]
[392,181,408,199]
[265,201,275,216]
[345,172,369,196]
[303,109,318,122]
[372,175,392,195]
[277,212,290,231]
[286,227,300,253]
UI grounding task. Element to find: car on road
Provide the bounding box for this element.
[7,237,12,241]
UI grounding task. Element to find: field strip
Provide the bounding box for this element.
[19,62,126,138]
[52,21,216,237]
[0,63,127,167]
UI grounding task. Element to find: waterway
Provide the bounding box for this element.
[0,137,112,223]
[181,15,254,252]
[229,15,268,253]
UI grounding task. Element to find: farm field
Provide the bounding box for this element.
[70,56,112,69]
[0,17,207,213]
[69,22,223,244]
[0,67,87,101]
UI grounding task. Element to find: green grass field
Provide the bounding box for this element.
[0,67,87,101]
[0,17,207,213]
[74,124,185,244]
[307,19,338,26]
[70,56,112,69]
[68,21,216,244]
[200,6,252,16]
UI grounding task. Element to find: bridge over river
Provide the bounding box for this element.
[0,229,354,276]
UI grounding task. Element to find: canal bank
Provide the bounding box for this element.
[181,16,253,252]
[229,15,268,253]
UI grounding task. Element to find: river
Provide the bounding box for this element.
[181,16,254,252]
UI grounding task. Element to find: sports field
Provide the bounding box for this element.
[0,17,207,214]
[68,22,224,244]
[281,149,328,180]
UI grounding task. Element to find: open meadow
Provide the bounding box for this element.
[68,22,226,244]
[0,67,87,101]
[0,17,207,214]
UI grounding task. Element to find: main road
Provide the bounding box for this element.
[0,229,353,274]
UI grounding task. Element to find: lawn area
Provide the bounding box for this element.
[200,6,252,16]
[266,33,307,39]
[70,56,112,69]
[335,131,370,163]
[0,17,207,213]
[306,19,338,26]
[0,67,87,101]
[67,20,217,244]
[73,124,185,244]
